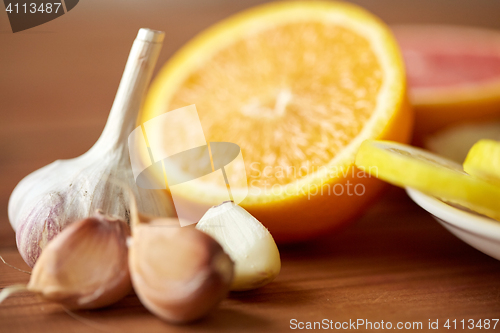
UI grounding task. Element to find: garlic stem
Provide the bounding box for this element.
[89,29,164,154]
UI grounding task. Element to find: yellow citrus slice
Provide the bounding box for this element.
[393,25,500,144]
[355,140,500,221]
[464,139,500,186]
[141,1,412,242]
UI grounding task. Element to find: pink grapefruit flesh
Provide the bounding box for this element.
[392,25,500,143]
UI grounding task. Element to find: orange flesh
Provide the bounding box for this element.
[168,22,383,188]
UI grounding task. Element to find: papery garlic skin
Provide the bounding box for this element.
[27,210,132,309]
[129,218,234,323]
[8,29,174,268]
[196,202,281,291]
[10,149,173,268]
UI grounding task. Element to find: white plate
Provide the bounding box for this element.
[406,187,500,260]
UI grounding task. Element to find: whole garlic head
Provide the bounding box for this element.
[8,29,174,267]
[196,201,281,291]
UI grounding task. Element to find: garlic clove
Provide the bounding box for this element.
[27,210,132,309]
[196,201,281,291]
[129,218,234,323]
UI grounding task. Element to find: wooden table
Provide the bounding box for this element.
[1,1,500,332]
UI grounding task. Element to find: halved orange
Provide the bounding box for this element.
[140,1,412,242]
[393,25,500,143]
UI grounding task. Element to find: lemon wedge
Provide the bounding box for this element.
[355,140,500,220]
[464,139,500,187]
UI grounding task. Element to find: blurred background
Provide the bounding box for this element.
[1,0,500,244]
[2,1,500,329]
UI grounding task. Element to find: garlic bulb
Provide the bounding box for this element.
[0,211,132,309]
[196,201,281,291]
[129,217,234,323]
[8,29,174,268]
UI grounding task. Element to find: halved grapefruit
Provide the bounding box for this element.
[393,25,500,143]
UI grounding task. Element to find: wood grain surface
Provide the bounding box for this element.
[1,1,500,332]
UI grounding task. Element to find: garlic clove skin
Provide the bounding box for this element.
[196,202,281,291]
[129,218,234,323]
[27,210,132,309]
[8,29,175,268]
